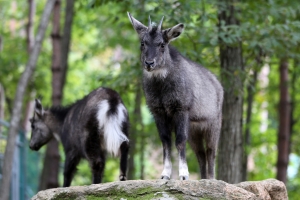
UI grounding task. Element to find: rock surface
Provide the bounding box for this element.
[235,179,288,200]
[31,178,287,200]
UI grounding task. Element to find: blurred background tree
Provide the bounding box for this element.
[0,0,300,199]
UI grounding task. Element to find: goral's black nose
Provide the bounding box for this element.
[29,143,40,151]
[145,60,154,67]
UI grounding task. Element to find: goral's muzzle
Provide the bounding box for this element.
[144,60,155,71]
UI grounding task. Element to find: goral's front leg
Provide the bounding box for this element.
[179,155,189,180]
[161,150,172,180]
[154,114,173,180]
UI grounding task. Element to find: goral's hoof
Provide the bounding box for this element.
[179,175,189,180]
[161,175,170,180]
[119,175,127,181]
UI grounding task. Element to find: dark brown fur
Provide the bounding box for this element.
[29,87,130,186]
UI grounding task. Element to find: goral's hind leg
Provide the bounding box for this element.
[63,153,81,187]
[119,141,129,181]
[85,126,106,184]
[205,126,220,179]
[87,143,106,184]
[91,156,105,184]
[189,130,207,179]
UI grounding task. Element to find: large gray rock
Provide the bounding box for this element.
[235,179,288,200]
[31,179,287,200]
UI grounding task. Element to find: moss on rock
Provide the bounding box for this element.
[31,179,287,200]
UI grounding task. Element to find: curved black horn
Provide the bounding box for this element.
[158,16,164,31]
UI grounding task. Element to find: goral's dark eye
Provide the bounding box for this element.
[141,42,144,47]
[160,43,165,48]
[31,124,35,129]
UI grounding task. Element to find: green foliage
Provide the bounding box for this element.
[1,0,300,199]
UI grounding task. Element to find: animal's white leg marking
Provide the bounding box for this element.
[179,156,189,177]
[161,155,172,178]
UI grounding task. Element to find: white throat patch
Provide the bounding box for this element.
[144,68,169,79]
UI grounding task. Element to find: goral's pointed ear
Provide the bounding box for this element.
[127,12,147,39]
[34,99,44,118]
[163,23,184,43]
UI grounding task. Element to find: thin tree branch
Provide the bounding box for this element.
[0,1,55,199]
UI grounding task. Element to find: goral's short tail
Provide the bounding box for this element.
[97,100,129,156]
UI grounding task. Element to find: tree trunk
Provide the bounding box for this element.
[26,0,35,53]
[60,0,75,93]
[0,84,4,133]
[23,0,36,134]
[137,86,145,180]
[39,0,61,190]
[242,69,258,181]
[289,58,298,156]
[19,4,36,198]
[242,54,263,181]
[128,85,142,180]
[140,134,145,179]
[0,36,2,51]
[276,58,290,184]
[217,0,244,184]
[39,0,74,189]
[0,1,55,200]
[39,139,60,190]
[51,0,62,106]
